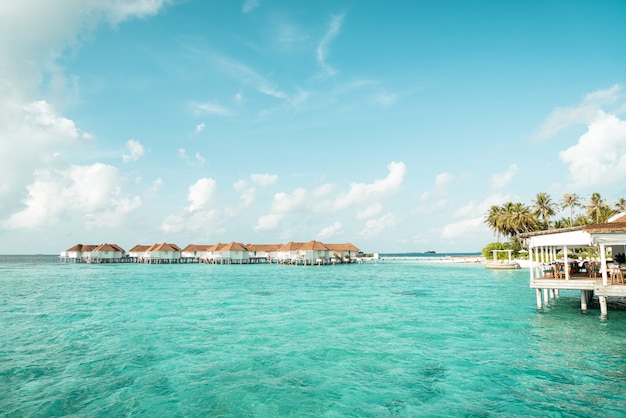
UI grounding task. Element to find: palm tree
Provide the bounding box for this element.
[533,192,556,230]
[552,217,569,229]
[586,193,609,224]
[504,202,537,236]
[561,193,580,227]
[485,205,505,242]
[614,197,626,213]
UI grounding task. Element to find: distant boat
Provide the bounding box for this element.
[424,251,436,254]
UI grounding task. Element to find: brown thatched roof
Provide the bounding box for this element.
[66,244,98,252]
[182,244,212,252]
[326,243,360,252]
[300,240,329,251]
[129,244,150,252]
[584,222,626,233]
[147,243,181,252]
[93,243,125,252]
[246,244,281,251]
[221,242,248,251]
[278,241,304,251]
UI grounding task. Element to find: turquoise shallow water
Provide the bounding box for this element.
[2,256,626,417]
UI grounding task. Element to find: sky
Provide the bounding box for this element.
[2,0,626,254]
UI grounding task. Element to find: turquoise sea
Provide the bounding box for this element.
[2,255,626,417]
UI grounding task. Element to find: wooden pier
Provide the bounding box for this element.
[522,213,626,319]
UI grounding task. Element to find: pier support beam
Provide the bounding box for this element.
[536,289,543,309]
[599,296,608,319]
[581,290,590,312]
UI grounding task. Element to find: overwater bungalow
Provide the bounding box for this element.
[326,243,360,263]
[246,244,281,263]
[91,243,125,263]
[128,244,150,262]
[60,244,98,263]
[217,242,249,264]
[134,243,183,264]
[276,241,303,264]
[61,240,369,267]
[523,212,626,318]
[181,244,212,263]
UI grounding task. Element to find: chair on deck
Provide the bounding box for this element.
[610,267,624,285]
[542,263,555,278]
[588,262,601,278]
[555,263,568,279]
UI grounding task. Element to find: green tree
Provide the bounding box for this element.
[614,197,626,213]
[533,192,556,229]
[561,193,580,227]
[485,205,505,242]
[504,202,537,236]
[586,193,610,224]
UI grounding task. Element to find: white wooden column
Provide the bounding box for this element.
[564,245,569,280]
[600,244,608,286]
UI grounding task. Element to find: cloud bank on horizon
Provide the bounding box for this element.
[1,0,626,253]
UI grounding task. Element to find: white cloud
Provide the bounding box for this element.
[534,84,623,140]
[239,187,256,208]
[160,177,225,234]
[419,171,454,202]
[194,102,231,116]
[360,213,397,239]
[234,179,248,192]
[491,164,518,190]
[195,122,205,134]
[254,213,283,232]
[356,203,382,220]
[212,54,288,101]
[233,173,278,209]
[317,221,342,240]
[187,178,217,212]
[441,216,484,239]
[316,13,345,76]
[242,0,259,13]
[375,92,398,107]
[440,192,511,239]
[254,188,308,231]
[333,161,405,211]
[560,111,626,189]
[0,99,93,216]
[251,173,278,186]
[254,162,404,232]
[435,172,454,188]
[3,163,141,229]
[0,0,168,222]
[122,139,144,162]
[177,148,205,166]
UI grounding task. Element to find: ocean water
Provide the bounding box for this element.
[2,256,626,417]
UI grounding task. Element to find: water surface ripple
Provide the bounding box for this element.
[2,256,626,417]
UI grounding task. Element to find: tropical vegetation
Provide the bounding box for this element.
[482,192,625,259]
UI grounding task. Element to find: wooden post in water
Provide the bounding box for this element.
[581,290,588,311]
[536,289,543,309]
[599,295,608,318]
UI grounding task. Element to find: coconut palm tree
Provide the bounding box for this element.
[504,202,537,236]
[614,197,626,213]
[561,193,580,227]
[586,192,609,224]
[532,192,556,230]
[485,205,505,242]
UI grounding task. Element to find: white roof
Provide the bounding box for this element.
[526,229,592,248]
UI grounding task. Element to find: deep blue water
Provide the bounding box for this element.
[1,256,626,417]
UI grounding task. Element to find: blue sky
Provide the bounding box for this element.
[2,0,626,254]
